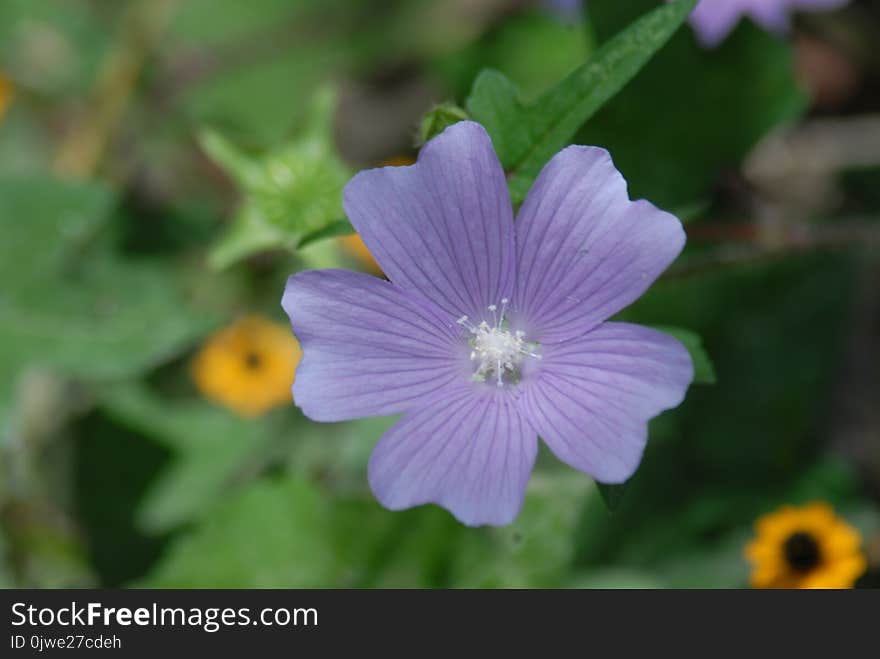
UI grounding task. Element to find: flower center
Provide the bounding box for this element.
[244,351,263,370]
[783,531,821,573]
[457,299,540,387]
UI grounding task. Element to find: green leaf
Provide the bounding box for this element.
[0,0,111,96]
[1,256,211,378]
[651,325,717,384]
[450,473,592,587]
[416,103,469,147]
[202,88,353,268]
[465,70,527,167]
[568,568,664,589]
[596,481,629,512]
[467,0,697,202]
[138,470,436,588]
[361,508,467,588]
[138,476,342,587]
[578,0,806,210]
[0,176,213,430]
[649,529,752,588]
[206,201,287,270]
[100,383,398,535]
[198,129,264,187]
[99,382,274,534]
[0,176,114,280]
[577,255,858,570]
[0,528,16,588]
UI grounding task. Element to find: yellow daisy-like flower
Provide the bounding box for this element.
[336,155,415,275]
[192,315,301,418]
[745,502,867,589]
[0,72,14,121]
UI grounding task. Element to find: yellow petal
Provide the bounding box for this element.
[192,315,301,417]
[745,501,867,590]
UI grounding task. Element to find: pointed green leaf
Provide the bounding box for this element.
[596,481,629,512]
[467,0,697,202]
[578,0,806,210]
[207,201,288,270]
[198,129,263,188]
[465,70,528,167]
[416,103,469,147]
[203,89,353,268]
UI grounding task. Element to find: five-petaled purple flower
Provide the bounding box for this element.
[683,0,849,47]
[282,121,693,526]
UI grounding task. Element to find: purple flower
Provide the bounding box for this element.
[282,121,693,526]
[542,0,583,24]
[682,0,849,47]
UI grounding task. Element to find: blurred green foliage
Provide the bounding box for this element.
[0,177,213,431]
[0,0,877,590]
[200,90,351,269]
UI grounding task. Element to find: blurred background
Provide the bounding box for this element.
[0,0,879,588]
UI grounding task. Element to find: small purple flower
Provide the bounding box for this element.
[542,0,583,25]
[682,0,849,47]
[282,121,693,526]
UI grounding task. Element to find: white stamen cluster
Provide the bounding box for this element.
[457,298,540,387]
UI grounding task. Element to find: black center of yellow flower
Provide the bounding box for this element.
[244,351,263,370]
[783,531,821,572]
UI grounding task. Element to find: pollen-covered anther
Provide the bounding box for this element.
[457,299,540,386]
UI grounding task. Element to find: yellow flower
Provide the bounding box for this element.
[0,72,14,121]
[192,315,301,417]
[337,233,382,275]
[336,155,415,275]
[745,502,866,589]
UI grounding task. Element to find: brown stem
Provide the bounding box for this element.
[53,0,177,179]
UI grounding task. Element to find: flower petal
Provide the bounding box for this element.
[684,0,850,48]
[282,269,468,421]
[513,146,685,344]
[343,121,515,321]
[688,0,750,47]
[368,389,538,526]
[519,322,693,483]
[788,0,849,8]
[744,1,790,33]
